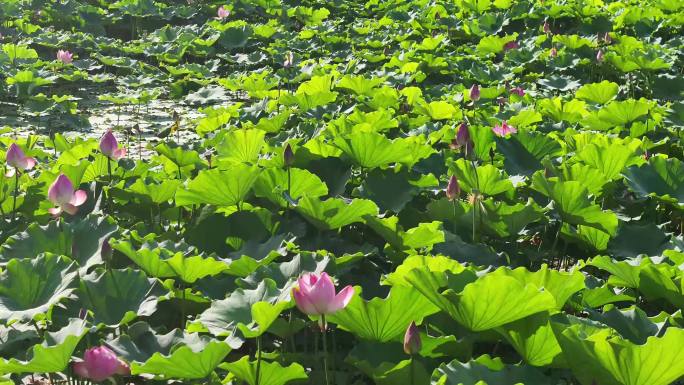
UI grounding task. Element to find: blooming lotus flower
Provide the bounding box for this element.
[543,20,551,34]
[503,41,519,51]
[47,174,87,216]
[99,130,126,160]
[5,143,36,177]
[596,49,605,62]
[217,5,230,19]
[293,272,354,317]
[403,322,421,355]
[510,87,525,97]
[493,121,517,137]
[469,84,480,101]
[56,50,73,64]
[446,175,460,201]
[73,346,130,382]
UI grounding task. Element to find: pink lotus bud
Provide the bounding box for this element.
[403,321,422,355]
[446,175,460,201]
[56,50,73,64]
[5,143,36,177]
[503,41,519,51]
[99,130,126,160]
[543,20,551,34]
[550,47,558,57]
[454,123,470,149]
[217,5,230,19]
[283,143,294,167]
[596,49,605,62]
[603,32,612,44]
[510,87,525,97]
[73,346,130,382]
[283,51,294,68]
[292,273,354,317]
[493,120,517,137]
[469,84,480,101]
[48,174,87,216]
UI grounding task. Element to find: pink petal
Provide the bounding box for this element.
[48,174,75,205]
[5,168,15,178]
[113,148,126,160]
[307,273,336,314]
[293,288,319,315]
[63,203,79,215]
[73,361,89,378]
[48,207,63,216]
[329,285,354,313]
[115,359,130,376]
[22,157,36,170]
[70,190,87,206]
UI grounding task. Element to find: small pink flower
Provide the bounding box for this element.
[446,175,460,201]
[47,174,87,216]
[596,49,605,62]
[73,346,130,382]
[5,143,36,177]
[403,321,422,355]
[603,32,612,44]
[510,87,525,97]
[543,20,551,34]
[454,122,470,149]
[293,272,354,317]
[217,5,230,19]
[493,121,517,137]
[56,50,73,64]
[469,84,480,101]
[503,41,519,51]
[99,130,126,160]
[550,47,558,57]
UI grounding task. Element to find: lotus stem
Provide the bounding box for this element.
[12,171,19,222]
[255,335,263,385]
[410,357,415,385]
[321,315,330,385]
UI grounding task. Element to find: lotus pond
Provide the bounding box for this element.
[1,0,684,384]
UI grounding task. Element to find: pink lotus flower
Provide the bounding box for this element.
[596,49,605,62]
[550,47,558,57]
[217,5,230,19]
[603,32,612,44]
[510,87,525,97]
[543,21,551,34]
[293,272,354,317]
[454,122,470,148]
[73,346,130,382]
[5,143,36,177]
[503,41,519,51]
[469,84,480,101]
[403,321,421,355]
[99,130,126,160]
[47,174,87,216]
[446,175,460,201]
[56,50,73,64]
[492,121,517,137]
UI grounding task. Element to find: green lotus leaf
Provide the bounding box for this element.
[336,75,385,96]
[414,100,460,120]
[365,216,445,251]
[220,356,307,385]
[154,142,203,168]
[587,306,660,345]
[623,156,684,207]
[575,81,620,104]
[576,141,640,180]
[252,167,328,208]
[346,341,431,385]
[531,174,618,235]
[449,158,514,196]
[0,318,87,375]
[0,254,77,322]
[586,255,652,288]
[553,317,684,385]
[333,131,412,169]
[175,166,261,207]
[358,168,437,212]
[476,34,517,55]
[78,268,166,327]
[216,129,266,165]
[127,178,181,204]
[432,354,550,385]
[538,97,587,123]
[194,279,288,338]
[497,312,564,367]
[131,337,233,379]
[596,99,651,127]
[383,255,468,287]
[295,196,378,231]
[494,131,561,176]
[327,285,437,342]
[108,322,185,363]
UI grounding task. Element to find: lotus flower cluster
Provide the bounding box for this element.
[493,121,517,137]
[56,49,73,64]
[217,5,230,19]
[293,272,354,318]
[5,143,36,177]
[48,174,87,216]
[99,130,126,160]
[74,346,130,382]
